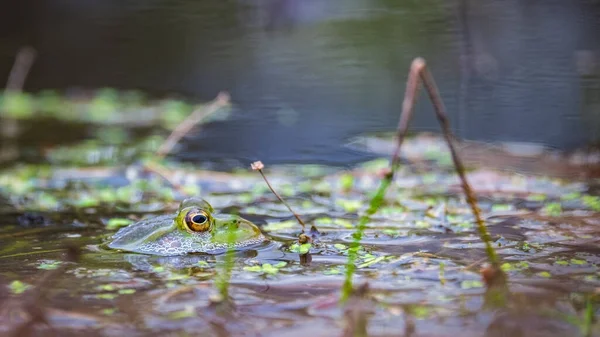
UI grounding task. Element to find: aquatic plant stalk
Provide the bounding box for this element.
[583,296,594,337]
[418,62,499,266]
[214,222,238,301]
[341,178,392,301]
[6,47,36,91]
[251,161,315,232]
[156,91,231,158]
[342,57,500,301]
[392,58,499,266]
[341,283,371,337]
[2,47,36,163]
[342,59,425,301]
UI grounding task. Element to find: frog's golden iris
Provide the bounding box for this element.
[184,209,211,232]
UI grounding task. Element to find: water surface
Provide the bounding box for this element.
[1,0,599,167]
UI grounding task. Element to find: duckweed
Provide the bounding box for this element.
[289,243,312,254]
[37,260,62,270]
[106,218,134,230]
[543,202,563,216]
[243,262,287,275]
[8,280,30,294]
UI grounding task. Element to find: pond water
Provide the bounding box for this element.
[1,1,600,336]
[1,0,600,167]
[1,146,600,335]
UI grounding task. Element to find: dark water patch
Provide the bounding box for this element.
[2,1,600,169]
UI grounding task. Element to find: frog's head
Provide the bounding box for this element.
[108,198,265,256]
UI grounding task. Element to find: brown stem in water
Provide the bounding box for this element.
[342,59,427,301]
[342,57,503,301]
[6,47,36,92]
[251,161,315,232]
[341,283,371,337]
[156,91,231,158]
[390,58,499,266]
[418,64,499,267]
[1,47,36,163]
[389,58,425,173]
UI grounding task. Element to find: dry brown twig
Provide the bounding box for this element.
[6,47,36,92]
[389,58,425,173]
[1,47,37,163]
[144,92,231,195]
[156,91,231,158]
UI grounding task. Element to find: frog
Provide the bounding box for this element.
[108,198,267,256]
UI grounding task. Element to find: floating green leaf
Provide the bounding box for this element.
[339,173,354,191]
[8,280,30,294]
[334,243,348,251]
[357,256,386,268]
[167,306,196,320]
[570,258,587,265]
[243,262,286,275]
[37,260,61,270]
[582,195,600,211]
[289,243,311,254]
[101,308,117,316]
[96,293,118,300]
[336,199,362,212]
[460,280,484,289]
[106,218,133,230]
[543,202,562,216]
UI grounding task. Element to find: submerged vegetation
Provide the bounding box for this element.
[1,51,599,336]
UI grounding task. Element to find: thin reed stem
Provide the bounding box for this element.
[583,296,594,337]
[251,161,313,232]
[6,47,36,92]
[418,64,499,266]
[342,59,426,301]
[390,58,426,172]
[341,57,502,301]
[391,57,499,266]
[341,177,392,302]
[215,223,238,300]
[2,47,36,163]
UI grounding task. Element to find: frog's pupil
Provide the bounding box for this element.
[192,214,207,224]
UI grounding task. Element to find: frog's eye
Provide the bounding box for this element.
[184,210,211,232]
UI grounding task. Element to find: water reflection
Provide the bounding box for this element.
[0,0,599,166]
